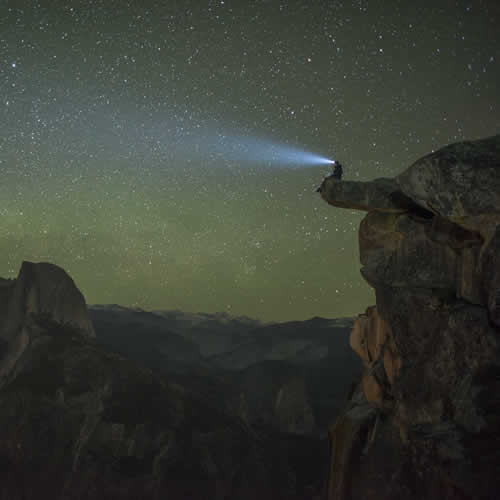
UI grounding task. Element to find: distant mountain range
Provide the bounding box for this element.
[0,261,359,500]
[89,304,360,435]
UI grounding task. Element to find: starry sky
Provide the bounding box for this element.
[1,0,499,322]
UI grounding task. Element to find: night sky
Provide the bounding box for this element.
[1,1,499,321]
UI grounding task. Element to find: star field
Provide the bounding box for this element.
[1,0,499,321]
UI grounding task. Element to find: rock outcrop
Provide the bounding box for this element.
[0,261,95,340]
[396,134,500,218]
[317,177,402,212]
[319,135,500,500]
[0,261,95,380]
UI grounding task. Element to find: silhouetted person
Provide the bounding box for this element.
[331,160,343,180]
[316,160,343,192]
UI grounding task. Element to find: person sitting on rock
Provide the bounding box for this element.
[331,160,343,180]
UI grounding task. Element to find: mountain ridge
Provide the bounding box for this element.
[0,260,357,499]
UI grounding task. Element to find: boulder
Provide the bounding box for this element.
[397,134,500,218]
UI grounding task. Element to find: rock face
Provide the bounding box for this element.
[0,261,95,379]
[0,261,95,340]
[319,135,500,500]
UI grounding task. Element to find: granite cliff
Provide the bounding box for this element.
[0,261,95,381]
[318,134,500,499]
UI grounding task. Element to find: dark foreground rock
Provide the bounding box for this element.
[319,135,500,500]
